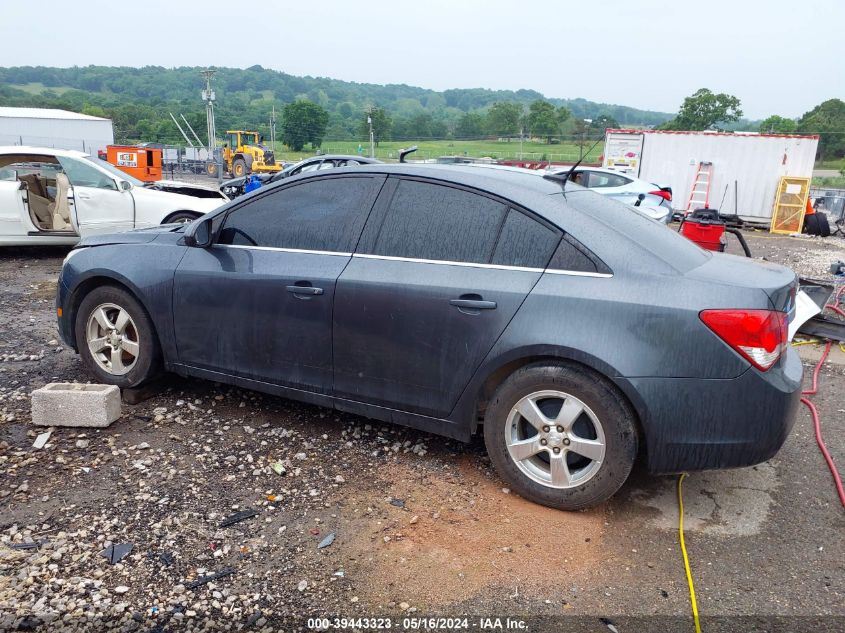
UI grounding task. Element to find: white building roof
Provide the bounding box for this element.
[0,106,110,122]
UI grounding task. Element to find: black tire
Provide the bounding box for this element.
[205,162,218,177]
[816,212,831,237]
[163,211,199,225]
[74,285,161,389]
[232,158,247,178]
[483,362,638,511]
[804,213,820,235]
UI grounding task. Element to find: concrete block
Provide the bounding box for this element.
[31,383,121,428]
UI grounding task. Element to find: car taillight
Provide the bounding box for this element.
[649,189,672,202]
[699,309,788,371]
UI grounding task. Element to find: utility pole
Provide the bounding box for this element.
[367,110,375,159]
[580,118,593,162]
[200,69,221,181]
[519,126,524,161]
[270,105,277,150]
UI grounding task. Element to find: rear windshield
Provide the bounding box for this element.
[558,190,710,272]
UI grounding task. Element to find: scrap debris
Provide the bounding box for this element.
[32,430,51,449]
[317,533,336,549]
[100,543,133,564]
[219,509,259,528]
[184,567,236,590]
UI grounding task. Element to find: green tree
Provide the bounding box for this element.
[590,114,619,132]
[281,100,329,151]
[661,88,742,131]
[798,99,845,159]
[455,112,485,139]
[81,103,107,118]
[757,115,797,134]
[359,107,392,146]
[527,100,563,143]
[485,102,522,140]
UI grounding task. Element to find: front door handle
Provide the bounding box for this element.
[77,192,91,200]
[286,284,324,298]
[450,294,497,315]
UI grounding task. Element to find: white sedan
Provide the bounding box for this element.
[0,147,223,246]
[546,165,674,223]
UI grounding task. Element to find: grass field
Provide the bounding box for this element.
[270,139,604,164]
[813,159,844,170]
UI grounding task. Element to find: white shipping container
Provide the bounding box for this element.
[0,106,114,155]
[603,129,819,222]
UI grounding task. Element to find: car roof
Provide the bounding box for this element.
[0,145,89,159]
[336,162,569,200]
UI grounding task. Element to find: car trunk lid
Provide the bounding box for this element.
[685,252,797,312]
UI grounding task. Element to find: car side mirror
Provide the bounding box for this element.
[184,217,213,248]
[634,193,646,207]
[120,180,132,191]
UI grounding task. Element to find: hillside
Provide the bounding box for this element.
[0,65,674,145]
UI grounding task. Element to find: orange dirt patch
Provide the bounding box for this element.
[343,456,606,607]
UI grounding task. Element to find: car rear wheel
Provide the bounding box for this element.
[75,286,160,388]
[483,362,638,510]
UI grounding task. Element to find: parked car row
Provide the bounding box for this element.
[56,163,802,511]
[0,146,222,246]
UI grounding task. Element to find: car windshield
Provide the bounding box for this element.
[89,156,144,186]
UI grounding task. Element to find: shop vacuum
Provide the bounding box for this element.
[678,207,751,257]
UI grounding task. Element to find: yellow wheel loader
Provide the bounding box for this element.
[208,130,282,178]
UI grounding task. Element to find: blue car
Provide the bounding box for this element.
[56,165,801,510]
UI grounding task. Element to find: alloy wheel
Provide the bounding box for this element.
[504,390,606,489]
[85,302,140,376]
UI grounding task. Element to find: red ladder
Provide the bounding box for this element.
[685,161,713,213]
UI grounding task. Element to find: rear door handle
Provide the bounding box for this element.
[286,284,324,297]
[77,192,91,200]
[450,298,497,312]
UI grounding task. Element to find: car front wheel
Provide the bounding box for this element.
[74,286,160,388]
[483,362,638,511]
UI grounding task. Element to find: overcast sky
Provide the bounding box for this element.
[1,0,838,119]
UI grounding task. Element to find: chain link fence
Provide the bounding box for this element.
[810,186,845,226]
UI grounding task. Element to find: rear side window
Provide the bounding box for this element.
[548,233,610,274]
[218,176,377,252]
[370,180,507,264]
[492,209,560,268]
[586,171,631,188]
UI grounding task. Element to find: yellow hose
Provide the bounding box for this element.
[678,474,702,633]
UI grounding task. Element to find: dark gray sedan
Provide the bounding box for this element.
[56,165,801,510]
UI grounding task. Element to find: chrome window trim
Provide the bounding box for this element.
[211,244,612,277]
[543,268,613,278]
[214,244,353,257]
[353,253,613,278]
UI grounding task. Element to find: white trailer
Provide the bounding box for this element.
[0,107,114,156]
[603,129,819,223]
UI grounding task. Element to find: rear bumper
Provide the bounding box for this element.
[617,348,803,473]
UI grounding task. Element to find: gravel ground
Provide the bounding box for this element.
[1,231,844,632]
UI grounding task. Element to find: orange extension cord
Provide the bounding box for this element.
[799,280,845,508]
[799,340,845,508]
